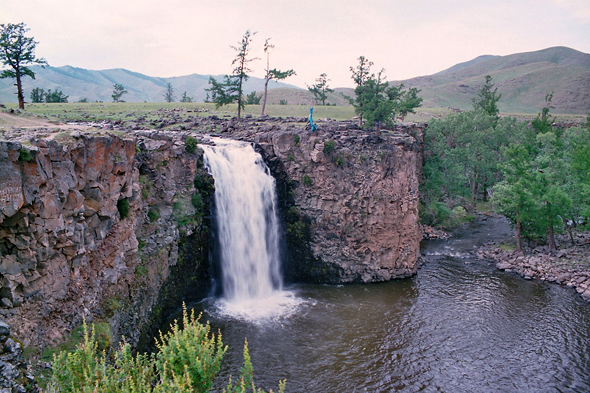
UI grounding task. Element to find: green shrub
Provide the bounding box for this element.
[155,305,225,392]
[302,175,312,187]
[139,175,153,200]
[420,201,452,227]
[451,206,475,224]
[48,304,285,393]
[294,135,300,146]
[104,297,123,318]
[135,265,148,276]
[148,208,160,222]
[323,140,336,154]
[117,198,130,219]
[333,154,344,167]
[185,136,198,154]
[18,148,34,162]
[42,322,111,362]
[191,192,204,211]
[137,237,146,251]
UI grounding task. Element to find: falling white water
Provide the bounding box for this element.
[201,138,301,321]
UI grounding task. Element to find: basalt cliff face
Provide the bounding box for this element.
[0,130,213,350]
[248,122,423,283]
[0,117,423,352]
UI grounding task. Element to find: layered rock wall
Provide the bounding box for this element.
[249,122,423,283]
[0,131,212,348]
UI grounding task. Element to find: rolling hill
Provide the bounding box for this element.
[399,46,590,114]
[1,46,588,114]
[262,46,590,115]
[0,65,300,104]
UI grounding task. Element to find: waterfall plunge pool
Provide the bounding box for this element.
[196,139,590,392]
[188,217,590,393]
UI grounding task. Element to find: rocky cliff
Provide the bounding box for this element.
[0,116,423,354]
[231,119,423,283]
[0,128,213,351]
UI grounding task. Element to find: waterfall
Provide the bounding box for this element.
[201,138,298,320]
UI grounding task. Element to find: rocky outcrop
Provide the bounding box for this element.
[243,121,423,283]
[0,134,139,347]
[0,321,33,393]
[0,130,212,350]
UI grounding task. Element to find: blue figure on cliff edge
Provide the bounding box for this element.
[309,106,317,132]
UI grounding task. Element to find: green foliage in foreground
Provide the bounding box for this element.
[49,304,285,393]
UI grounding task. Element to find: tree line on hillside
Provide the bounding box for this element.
[422,77,590,251]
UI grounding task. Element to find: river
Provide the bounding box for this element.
[191,217,590,392]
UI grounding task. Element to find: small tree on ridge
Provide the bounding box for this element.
[0,22,47,109]
[473,75,501,118]
[112,83,128,103]
[206,30,257,119]
[260,38,295,116]
[164,82,175,102]
[308,73,333,106]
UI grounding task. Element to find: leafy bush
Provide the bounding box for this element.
[420,201,452,227]
[323,140,336,154]
[117,198,130,219]
[148,208,160,222]
[18,148,34,162]
[302,175,312,187]
[191,192,204,211]
[185,136,198,154]
[294,135,300,146]
[49,304,285,393]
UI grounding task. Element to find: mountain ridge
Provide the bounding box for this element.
[1,46,588,114]
[0,65,301,104]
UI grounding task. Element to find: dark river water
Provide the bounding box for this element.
[190,218,590,392]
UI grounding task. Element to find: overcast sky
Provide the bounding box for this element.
[2,0,589,89]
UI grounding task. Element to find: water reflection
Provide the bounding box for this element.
[188,218,590,392]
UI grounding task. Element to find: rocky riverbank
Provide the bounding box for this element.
[477,233,590,302]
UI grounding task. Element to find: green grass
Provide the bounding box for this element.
[5,102,585,126]
[7,102,357,122]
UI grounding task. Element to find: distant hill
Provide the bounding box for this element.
[399,46,590,114]
[1,46,588,114]
[236,47,590,114]
[0,66,300,104]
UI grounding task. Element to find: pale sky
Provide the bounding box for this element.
[2,0,589,88]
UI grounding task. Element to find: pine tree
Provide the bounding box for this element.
[308,73,333,106]
[0,23,47,109]
[350,56,374,126]
[206,30,257,119]
[472,75,502,118]
[111,83,128,103]
[164,82,175,102]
